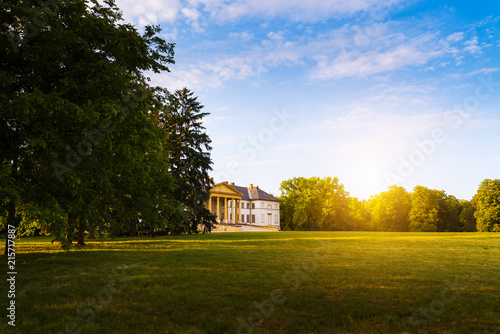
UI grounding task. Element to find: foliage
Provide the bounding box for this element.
[474,179,500,232]
[407,186,462,232]
[279,180,482,232]
[368,185,411,231]
[408,186,441,232]
[279,177,352,231]
[156,88,216,234]
[459,199,477,232]
[1,0,214,251]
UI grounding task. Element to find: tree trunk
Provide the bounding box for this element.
[77,220,85,246]
[130,220,137,236]
[88,229,96,240]
[148,226,154,238]
[66,215,75,246]
[3,201,16,256]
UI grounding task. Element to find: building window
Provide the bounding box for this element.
[275,215,278,224]
[251,203,255,209]
[251,215,255,223]
[241,202,244,209]
[275,204,278,209]
[241,214,245,222]
[261,214,265,223]
[247,215,250,222]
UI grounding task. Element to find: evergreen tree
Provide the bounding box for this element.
[158,88,216,234]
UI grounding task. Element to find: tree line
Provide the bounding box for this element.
[279,177,500,232]
[1,0,215,251]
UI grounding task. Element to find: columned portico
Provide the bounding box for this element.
[208,182,243,224]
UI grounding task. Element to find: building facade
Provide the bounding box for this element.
[207,182,280,227]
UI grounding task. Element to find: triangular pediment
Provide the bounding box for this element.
[211,182,243,197]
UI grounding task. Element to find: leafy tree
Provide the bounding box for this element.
[279,177,323,231]
[349,197,371,231]
[321,177,352,230]
[409,186,440,232]
[279,177,351,231]
[408,186,462,232]
[368,185,411,231]
[474,179,500,232]
[437,194,461,232]
[1,0,175,250]
[157,88,216,234]
[459,199,477,232]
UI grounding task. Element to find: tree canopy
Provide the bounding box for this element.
[474,179,500,232]
[1,0,214,251]
[278,178,499,233]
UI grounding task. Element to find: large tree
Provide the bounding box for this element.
[408,186,461,232]
[279,177,351,231]
[368,185,411,231]
[1,0,175,250]
[474,179,500,232]
[409,186,441,232]
[157,88,216,234]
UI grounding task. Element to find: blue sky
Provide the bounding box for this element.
[116,0,500,200]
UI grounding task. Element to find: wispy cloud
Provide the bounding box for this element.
[192,0,408,22]
[463,36,482,55]
[465,67,500,77]
[311,33,444,79]
[446,32,464,42]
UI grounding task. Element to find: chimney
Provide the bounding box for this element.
[249,184,253,189]
[231,182,235,185]
[225,181,228,184]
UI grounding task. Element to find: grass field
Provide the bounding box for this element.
[1,232,499,334]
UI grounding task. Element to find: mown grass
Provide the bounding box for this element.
[1,232,499,333]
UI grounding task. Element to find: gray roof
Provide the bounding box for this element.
[229,184,280,202]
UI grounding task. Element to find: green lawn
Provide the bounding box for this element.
[1,232,499,333]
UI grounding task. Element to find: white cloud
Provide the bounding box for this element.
[162,28,179,41]
[229,32,254,41]
[181,7,203,31]
[311,33,443,79]
[465,67,500,77]
[446,32,464,42]
[115,0,181,26]
[463,36,482,54]
[196,0,407,22]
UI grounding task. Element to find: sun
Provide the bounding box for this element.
[349,165,387,199]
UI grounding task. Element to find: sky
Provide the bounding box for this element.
[114,0,500,200]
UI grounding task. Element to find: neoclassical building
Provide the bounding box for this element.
[207,182,280,227]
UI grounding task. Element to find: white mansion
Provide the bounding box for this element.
[207,182,280,228]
